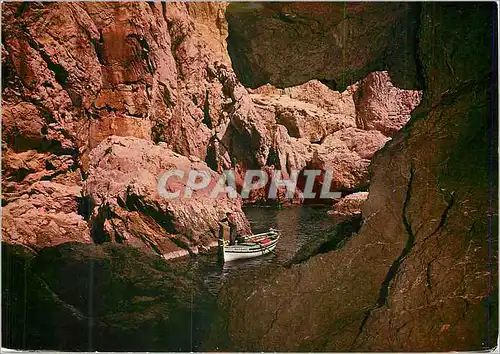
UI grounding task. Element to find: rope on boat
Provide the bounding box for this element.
[257,240,265,256]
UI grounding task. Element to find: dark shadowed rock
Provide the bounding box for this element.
[2,242,217,351]
[286,215,362,265]
[208,3,497,351]
[225,2,421,89]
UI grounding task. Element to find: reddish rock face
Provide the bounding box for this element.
[351,71,423,136]
[84,136,251,256]
[1,2,230,162]
[1,2,237,253]
[229,75,420,196]
[329,191,369,216]
[2,181,91,251]
[1,2,421,252]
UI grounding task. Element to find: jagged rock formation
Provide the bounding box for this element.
[1,2,421,252]
[351,72,423,136]
[84,136,250,257]
[2,1,496,352]
[208,2,498,351]
[1,2,240,254]
[2,181,91,251]
[329,191,369,216]
[228,75,421,200]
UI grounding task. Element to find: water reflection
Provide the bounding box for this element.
[243,205,332,265]
[189,205,333,296]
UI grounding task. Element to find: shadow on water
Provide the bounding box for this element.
[2,205,336,351]
[184,205,335,297]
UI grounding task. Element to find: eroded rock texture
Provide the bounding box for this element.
[2,2,421,253]
[329,191,369,217]
[2,181,92,251]
[1,1,496,352]
[208,2,498,351]
[1,2,247,254]
[225,2,422,89]
[84,136,250,257]
[231,74,421,199]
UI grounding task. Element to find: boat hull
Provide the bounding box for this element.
[222,230,280,262]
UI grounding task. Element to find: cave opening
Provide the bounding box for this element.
[1,2,496,352]
[224,2,424,207]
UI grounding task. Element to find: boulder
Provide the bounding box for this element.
[329,191,369,216]
[326,127,390,159]
[251,93,355,143]
[2,148,82,198]
[84,136,251,257]
[2,1,496,352]
[351,71,423,136]
[2,181,91,250]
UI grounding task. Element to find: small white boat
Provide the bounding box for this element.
[220,228,280,262]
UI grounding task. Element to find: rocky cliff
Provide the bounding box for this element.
[2,2,245,255]
[2,2,420,254]
[1,1,497,352]
[208,2,498,351]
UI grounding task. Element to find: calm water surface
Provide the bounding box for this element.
[184,205,333,296]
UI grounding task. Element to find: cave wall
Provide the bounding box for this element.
[209,2,498,351]
[225,2,422,90]
[1,1,497,351]
[1,1,422,255]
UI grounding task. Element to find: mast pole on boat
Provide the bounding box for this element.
[217,222,225,264]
